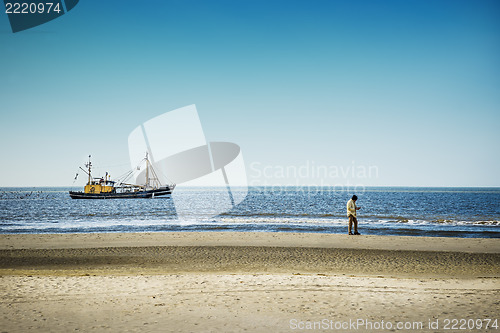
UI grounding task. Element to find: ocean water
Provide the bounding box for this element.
[0,187,499,238]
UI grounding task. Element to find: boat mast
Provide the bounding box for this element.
[145,152,149,189]
[87,155,92,185]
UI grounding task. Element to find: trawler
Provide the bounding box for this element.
[69,154,175,199]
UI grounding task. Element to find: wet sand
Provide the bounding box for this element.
[0,232,499,332]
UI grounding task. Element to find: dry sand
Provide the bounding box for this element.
[0,232,499,332]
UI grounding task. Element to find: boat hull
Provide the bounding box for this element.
[69,187,173,199]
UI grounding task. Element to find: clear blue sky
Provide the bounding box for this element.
[1,0,499,187]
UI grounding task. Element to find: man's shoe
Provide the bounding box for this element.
[354,232,361,235]
[348,232,353,235]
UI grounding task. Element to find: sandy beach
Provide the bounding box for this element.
[1,232,499,332]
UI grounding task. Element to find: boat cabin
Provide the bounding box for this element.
[84,177,116,194]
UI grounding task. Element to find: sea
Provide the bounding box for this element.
[0,187,499,238]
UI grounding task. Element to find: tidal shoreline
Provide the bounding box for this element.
[1,232,499,332]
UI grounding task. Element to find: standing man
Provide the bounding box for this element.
[347,195,361,235]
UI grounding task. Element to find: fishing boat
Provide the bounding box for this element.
[69,154,175,199]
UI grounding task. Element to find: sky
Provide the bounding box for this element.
[0,0,499,187]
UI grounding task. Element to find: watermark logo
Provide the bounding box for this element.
[3,0,79,33]
[128,104,248,220]
[249,160,379,195]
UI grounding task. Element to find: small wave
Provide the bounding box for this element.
[217,216,347,225]
[471,220,500,226]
